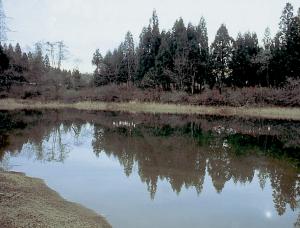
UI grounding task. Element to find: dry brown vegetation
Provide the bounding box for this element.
[3,79,300,107]
[1,98,300,121]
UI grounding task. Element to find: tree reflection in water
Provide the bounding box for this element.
[0,110,299,220]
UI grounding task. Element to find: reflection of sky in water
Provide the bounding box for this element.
[5,123,300,228]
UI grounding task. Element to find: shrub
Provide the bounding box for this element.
[3,79,300,107]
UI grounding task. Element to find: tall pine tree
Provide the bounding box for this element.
[210,24,234,93]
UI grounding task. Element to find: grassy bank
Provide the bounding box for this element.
[0,99,300,120]
[0,171,111,228]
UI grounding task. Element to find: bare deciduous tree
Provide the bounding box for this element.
[0,0,9,42]
[56,41,68,69]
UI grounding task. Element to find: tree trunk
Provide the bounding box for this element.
[191,73,195,95]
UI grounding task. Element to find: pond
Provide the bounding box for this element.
[0,110,299,228]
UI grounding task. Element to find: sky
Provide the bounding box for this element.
[3,0,300,73]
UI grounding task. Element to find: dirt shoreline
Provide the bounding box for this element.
[0,98,300,120]
[0,171,111,228]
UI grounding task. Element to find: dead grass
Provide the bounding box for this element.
[0,98,300,120]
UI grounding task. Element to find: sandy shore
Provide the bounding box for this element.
[0,171,111,228]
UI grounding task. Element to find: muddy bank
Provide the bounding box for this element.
[0,171,111,228]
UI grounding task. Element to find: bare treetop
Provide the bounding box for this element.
[0,0,9,42]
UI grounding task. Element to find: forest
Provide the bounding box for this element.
[0,2,300,106]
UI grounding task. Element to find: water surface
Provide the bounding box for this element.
[0,110,299,228]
